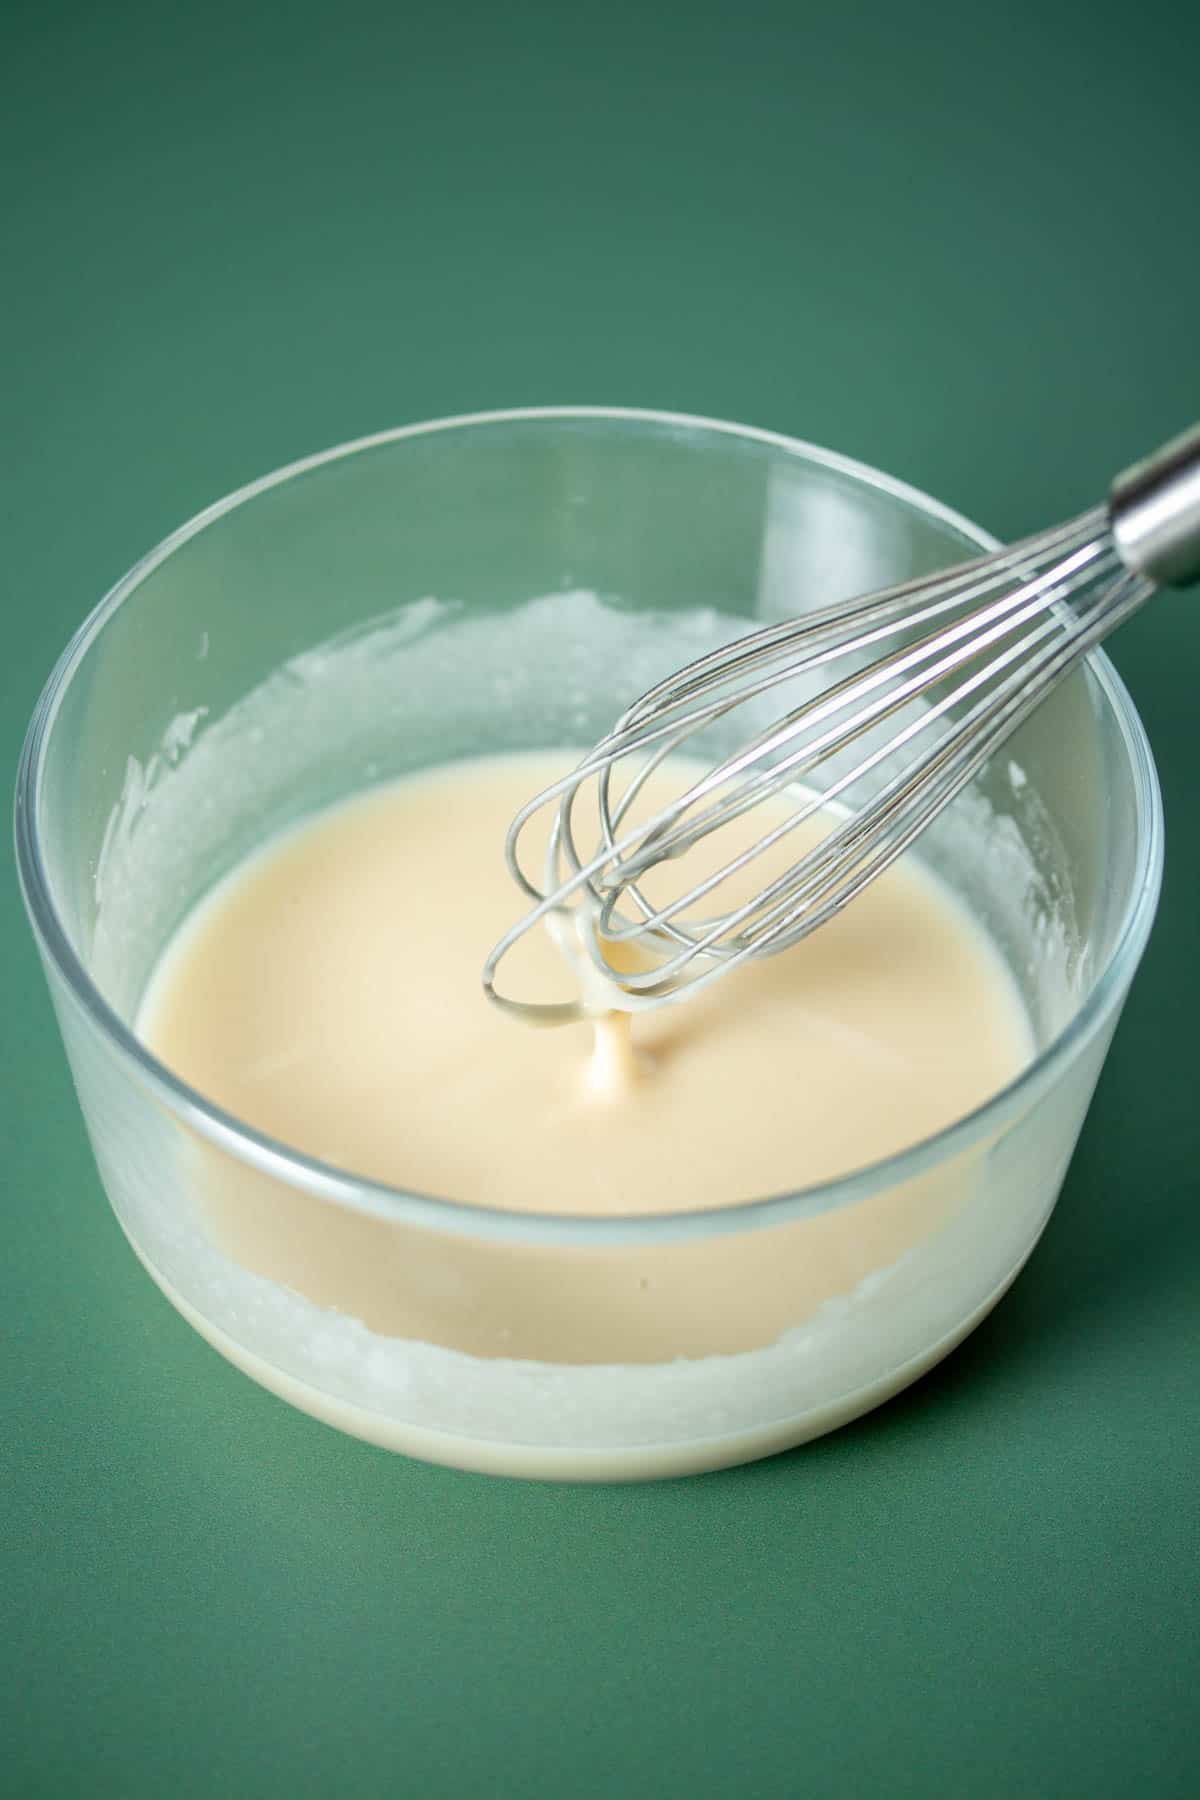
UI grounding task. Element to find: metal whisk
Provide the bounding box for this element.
[483,424,1200,1022]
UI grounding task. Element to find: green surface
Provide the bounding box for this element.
[3,3,1198,1795]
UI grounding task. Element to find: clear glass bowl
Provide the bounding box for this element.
[15,409,1162,1479]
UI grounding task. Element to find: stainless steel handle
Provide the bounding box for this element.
[1110,421,1200,588]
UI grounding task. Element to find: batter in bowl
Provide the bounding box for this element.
[137,749,1033,1369]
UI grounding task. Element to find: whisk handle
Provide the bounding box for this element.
[1110,421,1200,588]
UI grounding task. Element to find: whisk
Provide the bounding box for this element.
[483,423,1200,1021]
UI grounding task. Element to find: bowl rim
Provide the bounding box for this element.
[13,405,1165,1246]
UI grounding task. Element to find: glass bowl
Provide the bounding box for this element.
[14,409,1162,1479]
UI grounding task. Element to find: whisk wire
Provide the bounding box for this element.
[585,558,1150,999]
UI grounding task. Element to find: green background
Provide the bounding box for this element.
[4,2,1198,1794]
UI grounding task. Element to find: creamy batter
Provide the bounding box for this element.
[141,750,1031,1210]
[135,751,1034,1376]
